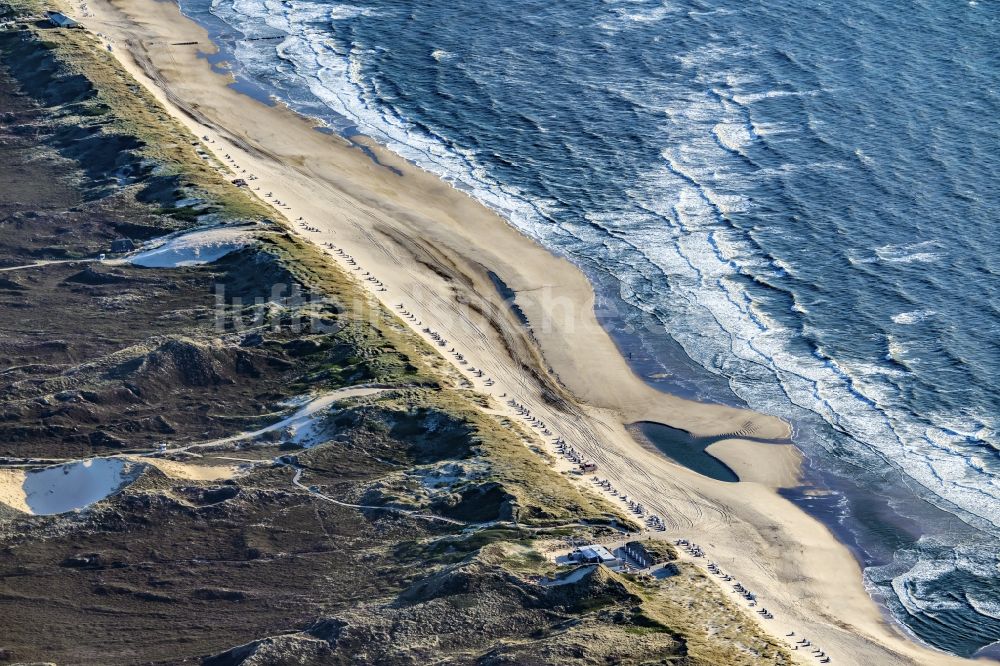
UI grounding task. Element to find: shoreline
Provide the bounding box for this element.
[63,1,976,663]
[188,0,757,412]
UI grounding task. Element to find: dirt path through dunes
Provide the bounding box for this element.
[285,462,466,526]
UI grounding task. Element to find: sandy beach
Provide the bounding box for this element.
[61,0,981,663]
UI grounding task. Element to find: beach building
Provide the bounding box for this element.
[571,544,620,567]
[623,541,668,568]
[110,238,135,253]
[44,11,80,28]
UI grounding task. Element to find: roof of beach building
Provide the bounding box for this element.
[579,545,617,562]
[45,11,79,28]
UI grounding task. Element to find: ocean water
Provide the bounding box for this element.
[179,0,1000,656]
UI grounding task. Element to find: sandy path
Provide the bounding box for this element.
[0,258,96,272]
[0,386,387,514]
[286,464,465,526]
[165,385,389,452]
[60,3,973,664]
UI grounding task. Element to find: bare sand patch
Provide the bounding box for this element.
[0,468,29,514]
[707,439,803,489]
[126,225,257,268]
[127,456,245,481]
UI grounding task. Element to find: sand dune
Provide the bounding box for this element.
[64,1,974,663]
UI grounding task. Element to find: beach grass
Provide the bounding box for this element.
[2,1,271,220]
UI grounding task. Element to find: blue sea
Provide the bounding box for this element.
[181,0,1000,656]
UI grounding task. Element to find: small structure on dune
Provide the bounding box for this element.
[570,544,620,567]
[44,11,81,28]
[623,540,676,568]
[110,238,135,253]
